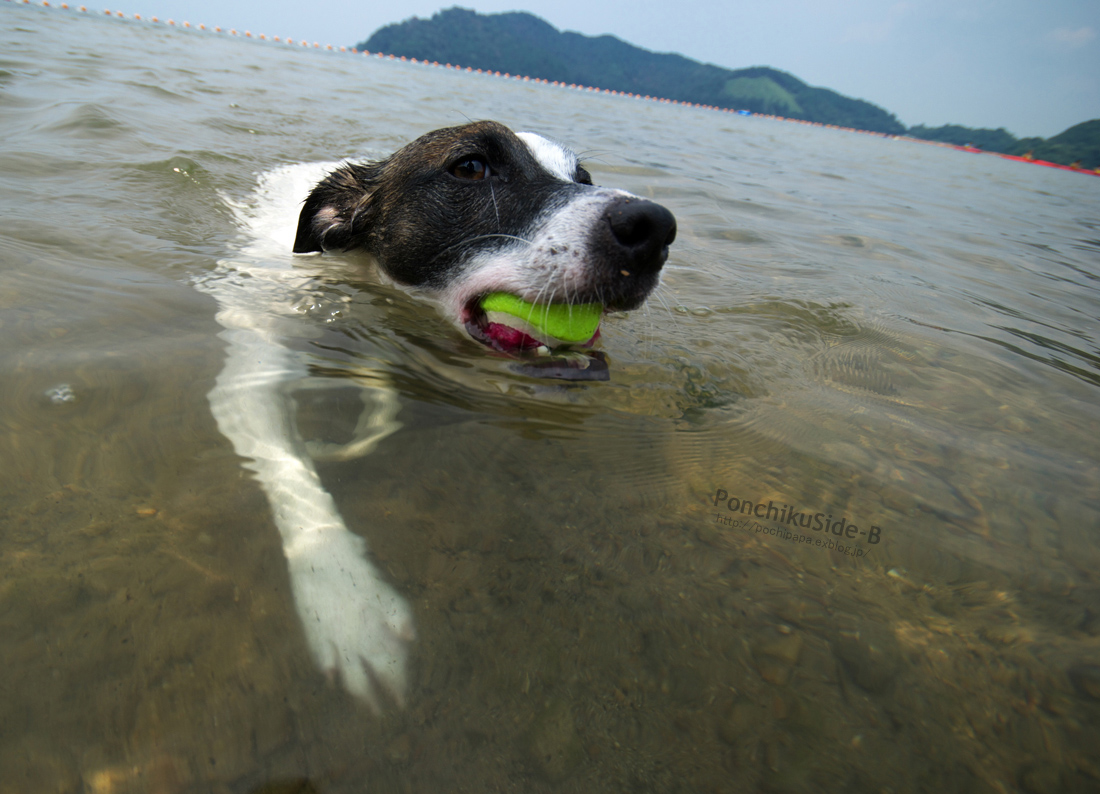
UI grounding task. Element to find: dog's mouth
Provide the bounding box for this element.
[462,293,610,381]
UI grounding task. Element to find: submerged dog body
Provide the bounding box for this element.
[203,122,675,710]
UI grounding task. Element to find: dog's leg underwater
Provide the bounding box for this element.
[303,369,402,463]
[204,288,414,712]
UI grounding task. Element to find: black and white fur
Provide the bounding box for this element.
[292,121,676,343]
[197,121,675,711]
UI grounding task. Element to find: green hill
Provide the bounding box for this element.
[357,7,907,134]
[906,125,1020,152]
[357,8,1099,167]
[907,120,1100,169]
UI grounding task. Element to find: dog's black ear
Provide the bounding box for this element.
[293,163,383,254]
[292,189,330,253]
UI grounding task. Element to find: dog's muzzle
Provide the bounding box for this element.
[590,196,677,311]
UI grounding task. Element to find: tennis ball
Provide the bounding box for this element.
[481,292,602,345]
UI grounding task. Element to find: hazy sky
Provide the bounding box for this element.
[68,0,1098,137]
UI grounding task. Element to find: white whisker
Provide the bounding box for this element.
[489,180,501,228]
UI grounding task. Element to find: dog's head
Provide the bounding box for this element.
[294,121,675,374]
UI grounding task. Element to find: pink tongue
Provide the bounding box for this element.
[484,321,543,350]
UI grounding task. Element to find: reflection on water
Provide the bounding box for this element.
[2,5,1099,793]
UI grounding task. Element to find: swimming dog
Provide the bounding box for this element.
[200,121,675,711]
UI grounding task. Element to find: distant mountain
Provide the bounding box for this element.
[1046,120,1100,167]
[357,7,907,135]
[357,8,1099,169]
[908,120,1100,169]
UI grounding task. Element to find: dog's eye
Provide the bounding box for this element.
[575,165,593,185]
[451,157,490,181]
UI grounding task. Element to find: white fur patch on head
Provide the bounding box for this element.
[440,186,635,318]
[516,132,579,182]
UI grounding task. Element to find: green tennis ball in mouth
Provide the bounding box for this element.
[481,292,603,344]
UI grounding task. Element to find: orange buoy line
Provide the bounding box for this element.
[13,0,1099,176]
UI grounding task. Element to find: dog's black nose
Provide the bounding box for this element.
[605,197,677,276]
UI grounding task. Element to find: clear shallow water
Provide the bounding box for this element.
[2,5,1100,793]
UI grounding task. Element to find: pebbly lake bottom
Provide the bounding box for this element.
[6,297,1099,793]
[2,4,1100,793]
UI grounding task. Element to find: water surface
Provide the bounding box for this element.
[2,5,1099,793]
